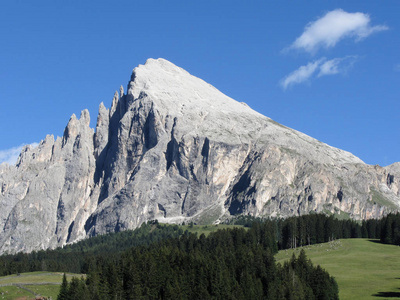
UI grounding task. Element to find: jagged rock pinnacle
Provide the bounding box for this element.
[0,58,399,254]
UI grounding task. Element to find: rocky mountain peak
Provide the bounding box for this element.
[0,58,399,254]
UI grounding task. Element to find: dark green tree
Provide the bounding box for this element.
[57,273,69,300]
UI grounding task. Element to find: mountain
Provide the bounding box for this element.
[0,58,399,254]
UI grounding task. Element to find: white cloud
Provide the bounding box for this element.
[290,9,388,53]
[394,64,400,72]
[281,56,357,89]
[318,58,341,76]
[0,143,38,166]
[280,59,324,89]
[318,56,357,77]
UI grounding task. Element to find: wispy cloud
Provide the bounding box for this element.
[280,59,324,90]
[318,56,357,77]
[318,59,342,76]
[281,56,357,89]
[394,64,400,72]
[289,9,388,53]
[0,143,38,166]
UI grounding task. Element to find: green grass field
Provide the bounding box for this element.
[275,239,400,300]
[0,272,81,300]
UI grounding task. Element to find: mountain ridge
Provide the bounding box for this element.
[0,58,399,254]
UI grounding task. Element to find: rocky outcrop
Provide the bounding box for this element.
[0,58,399,254]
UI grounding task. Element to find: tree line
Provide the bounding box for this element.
[380,212,400,245]
[0,214,386,277]
[0,213,396,299]
[57,226,338,299]
[0,220,183,276]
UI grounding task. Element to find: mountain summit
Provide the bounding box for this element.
[0,58,399,254]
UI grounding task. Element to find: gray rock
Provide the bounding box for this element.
[0,58,399,254]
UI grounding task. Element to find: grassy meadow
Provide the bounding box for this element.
[275,239,400,300]
[0,272,81,300]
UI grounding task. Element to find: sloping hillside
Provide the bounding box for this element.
[276,239,400,300]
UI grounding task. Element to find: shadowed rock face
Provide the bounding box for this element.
[0,58,399,254]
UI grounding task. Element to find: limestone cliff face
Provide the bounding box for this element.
[0,58,399,254]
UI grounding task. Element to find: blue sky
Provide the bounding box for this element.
[0,1,399,166]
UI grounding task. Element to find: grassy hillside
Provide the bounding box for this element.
[275,239,400,300]
[0,272,80,300]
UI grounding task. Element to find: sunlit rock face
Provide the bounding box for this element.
[0,58,399,254]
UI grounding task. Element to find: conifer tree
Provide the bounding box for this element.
[57,273,69,300]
